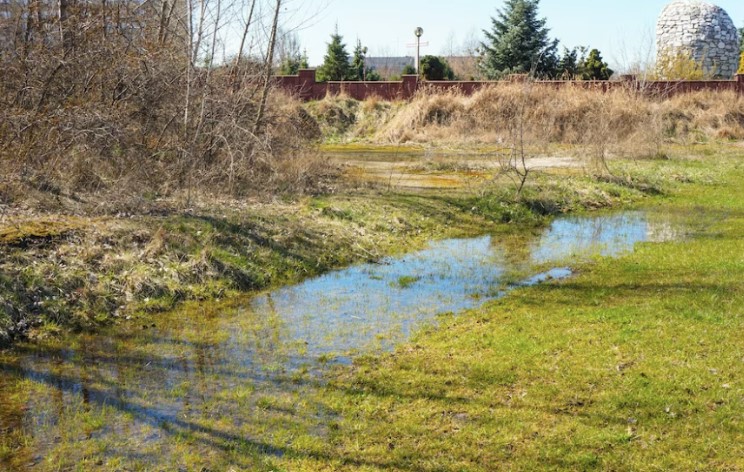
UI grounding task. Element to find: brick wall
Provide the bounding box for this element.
[274,69,744,102]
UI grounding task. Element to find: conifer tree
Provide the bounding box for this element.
[317,29,352,82]
[578,48,613,80]
[351,40,368,81]
[277,31,307,75]
[278,49,308,75]
[556,47,580,79]
[480,0,558,79]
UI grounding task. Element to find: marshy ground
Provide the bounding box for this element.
[324,144,581,190]
[1,139,744,470]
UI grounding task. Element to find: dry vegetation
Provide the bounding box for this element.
[0,0,329,214]
[306,85,744,156]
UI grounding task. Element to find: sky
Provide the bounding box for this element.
[280,0,744,71]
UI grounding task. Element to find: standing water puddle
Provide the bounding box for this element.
[0,211,680,470]
[254,211,675,361]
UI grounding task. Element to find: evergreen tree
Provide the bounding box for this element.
[351,40,368,81]
[420,55,456,80]
[317,30,352,82]
[556,47,580,79]
[480,0,558,79]
[578,48,613,80]
[278,49,308,75]
[276,31,308,76]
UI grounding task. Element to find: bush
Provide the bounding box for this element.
[0,1,326,209]
[420,56,456,81]
[654,51,713,80]
[402,65,417,75]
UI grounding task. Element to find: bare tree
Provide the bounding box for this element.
[0,0,325,209]
[253,0,282,136]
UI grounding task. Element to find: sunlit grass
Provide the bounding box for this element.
[1,144,743,470]
[278,151,744,471]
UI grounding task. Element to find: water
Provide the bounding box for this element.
[250,211,673,361]
[0,211,679,470]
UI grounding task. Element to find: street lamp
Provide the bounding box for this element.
[414,27,424,75]
[362,46,368,81]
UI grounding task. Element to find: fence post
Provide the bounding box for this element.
[737,74,744,96]
[297,69,316,101]
[402,75,419,100]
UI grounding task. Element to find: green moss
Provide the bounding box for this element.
[0,218,85,246]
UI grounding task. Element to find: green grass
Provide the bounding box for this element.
[268,151,744,471]
[2,144,744,471]
[394,276,421,289]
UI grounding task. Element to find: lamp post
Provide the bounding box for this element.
[362,46,368,81]
[414,27,424,75]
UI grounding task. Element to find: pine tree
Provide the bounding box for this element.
[351,40,368,81]
[277,32,307,75]
[578,48,613,80]
[317,30,352,82]
[480,0,558,79]
[556,47,580,79]
[278,49,309,75]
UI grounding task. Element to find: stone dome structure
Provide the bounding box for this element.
[656,0,740,78]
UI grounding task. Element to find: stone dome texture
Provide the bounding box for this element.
[656,0,740,78]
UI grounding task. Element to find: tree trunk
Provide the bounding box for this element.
[58,0,73,52]
[252,0,281,136]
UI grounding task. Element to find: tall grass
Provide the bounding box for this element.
[308,85,744,158]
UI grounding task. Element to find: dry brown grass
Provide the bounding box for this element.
[662,91,744,141]
[306,93,402,141]
[325,85,744,159]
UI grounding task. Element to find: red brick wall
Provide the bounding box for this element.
[275,70,744,102]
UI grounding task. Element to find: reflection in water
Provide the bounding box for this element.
[0,211,678,470]
[251,211,673,361]
[532,212,657,263]
[251,236,507,359]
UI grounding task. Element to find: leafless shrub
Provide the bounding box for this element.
[0,0,326,212]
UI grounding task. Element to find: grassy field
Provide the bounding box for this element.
[1,143,695,346]
[1,143,743,471]
[262,148,744,471]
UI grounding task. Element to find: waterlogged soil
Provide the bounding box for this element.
[0,211,682,470]
[328,148,581,189]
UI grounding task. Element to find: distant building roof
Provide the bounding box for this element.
[366,56,415,72]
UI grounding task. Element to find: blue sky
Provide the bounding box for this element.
[283,0,744,71]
